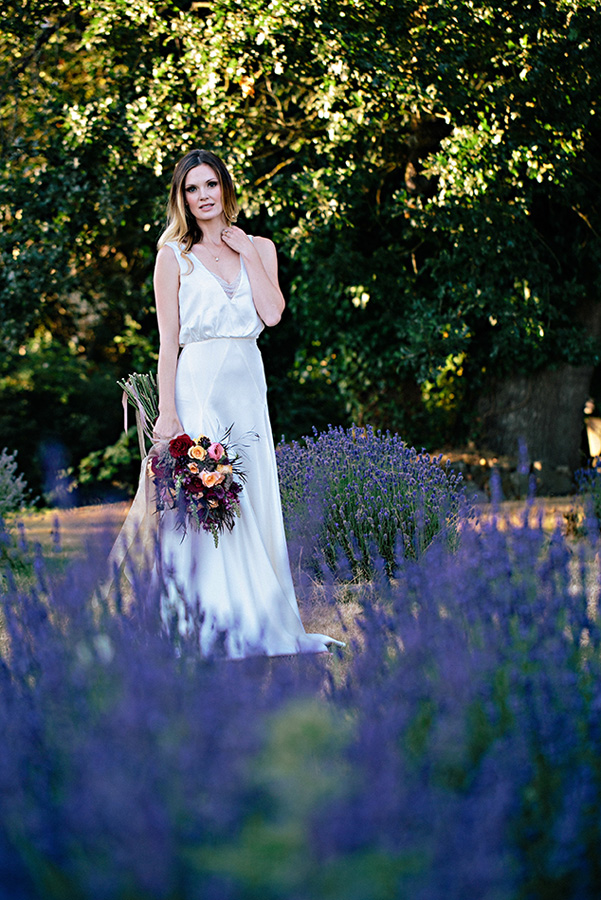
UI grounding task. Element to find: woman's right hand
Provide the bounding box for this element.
[153,412,184,442]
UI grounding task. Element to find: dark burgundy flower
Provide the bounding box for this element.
[150,457,168,479]
[168,433,194,458]
[186,477,204,495]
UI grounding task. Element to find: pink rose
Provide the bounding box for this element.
[207,442,225,461]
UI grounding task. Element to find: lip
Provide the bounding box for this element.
[199,203,214,211]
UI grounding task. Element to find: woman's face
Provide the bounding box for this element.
[184,164,224,224]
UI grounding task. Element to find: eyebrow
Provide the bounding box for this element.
[185,176,218,188]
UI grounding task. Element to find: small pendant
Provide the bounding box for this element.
[214,256,219,261]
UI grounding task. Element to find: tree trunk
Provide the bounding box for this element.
[478,364,593,493]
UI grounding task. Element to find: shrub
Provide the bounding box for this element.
[75,427,143,502]
[0,334,129,498]
[0,447,31,516]
[277,424,466,576]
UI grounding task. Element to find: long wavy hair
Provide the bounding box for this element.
[157,149,239,254]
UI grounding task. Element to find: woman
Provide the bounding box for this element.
[150,148,342,658]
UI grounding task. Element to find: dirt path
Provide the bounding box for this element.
[4,496,592,669]
[9,495,584,560]
[8,502,131,558]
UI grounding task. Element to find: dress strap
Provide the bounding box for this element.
[166,241,193,276]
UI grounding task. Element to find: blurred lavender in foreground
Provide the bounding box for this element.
[1,500,601,899]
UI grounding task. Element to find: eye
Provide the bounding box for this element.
[208,180,218,188]
[185,185,196,193]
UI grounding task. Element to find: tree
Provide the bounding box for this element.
[1,0,600,494]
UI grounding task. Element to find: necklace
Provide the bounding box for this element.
[202,240,223,262]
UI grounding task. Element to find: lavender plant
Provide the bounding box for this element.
[0,447,30,516]
[576,462,601,524]
[277,425,465,576]
[1,505,601,899]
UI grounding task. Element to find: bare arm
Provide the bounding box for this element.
[153,245,183,439]
[221,227,285,327]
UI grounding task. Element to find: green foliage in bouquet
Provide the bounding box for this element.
[117,372,159,456]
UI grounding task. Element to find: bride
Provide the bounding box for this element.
[146,148,342,658]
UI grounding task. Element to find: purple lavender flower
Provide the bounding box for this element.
[277,425,466,576]
[2,494,601,898]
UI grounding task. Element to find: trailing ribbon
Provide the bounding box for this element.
[99,378,165,599]
[97,438,172,602]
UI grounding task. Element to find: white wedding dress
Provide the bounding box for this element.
[152,240,342,658]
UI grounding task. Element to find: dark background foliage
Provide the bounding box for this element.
[1,0,600,497]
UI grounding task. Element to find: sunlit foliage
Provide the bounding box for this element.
[1,0,600,491]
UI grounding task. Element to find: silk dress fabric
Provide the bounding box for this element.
[154,239,342,658]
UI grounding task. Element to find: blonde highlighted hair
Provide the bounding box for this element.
[157,149,239,255]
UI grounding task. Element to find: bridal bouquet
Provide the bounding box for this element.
[118,373,246,545]
[148,430,245,545]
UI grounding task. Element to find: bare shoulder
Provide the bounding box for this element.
[250,235,278,262]
[154,244,181,299]
[251,235,275,249]
[156,244,179,267]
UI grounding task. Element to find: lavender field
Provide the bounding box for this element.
[1,429,600,899]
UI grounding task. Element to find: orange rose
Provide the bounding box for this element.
[200,470,225,488]
[189,444,207,461]
[188,462,200,474]
[208,499,219,508]
[217,464,233,474]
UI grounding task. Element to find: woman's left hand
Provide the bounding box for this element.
[220,225,256,258]
[221,226,285,327]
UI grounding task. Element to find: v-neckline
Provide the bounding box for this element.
[190,252,243,291]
